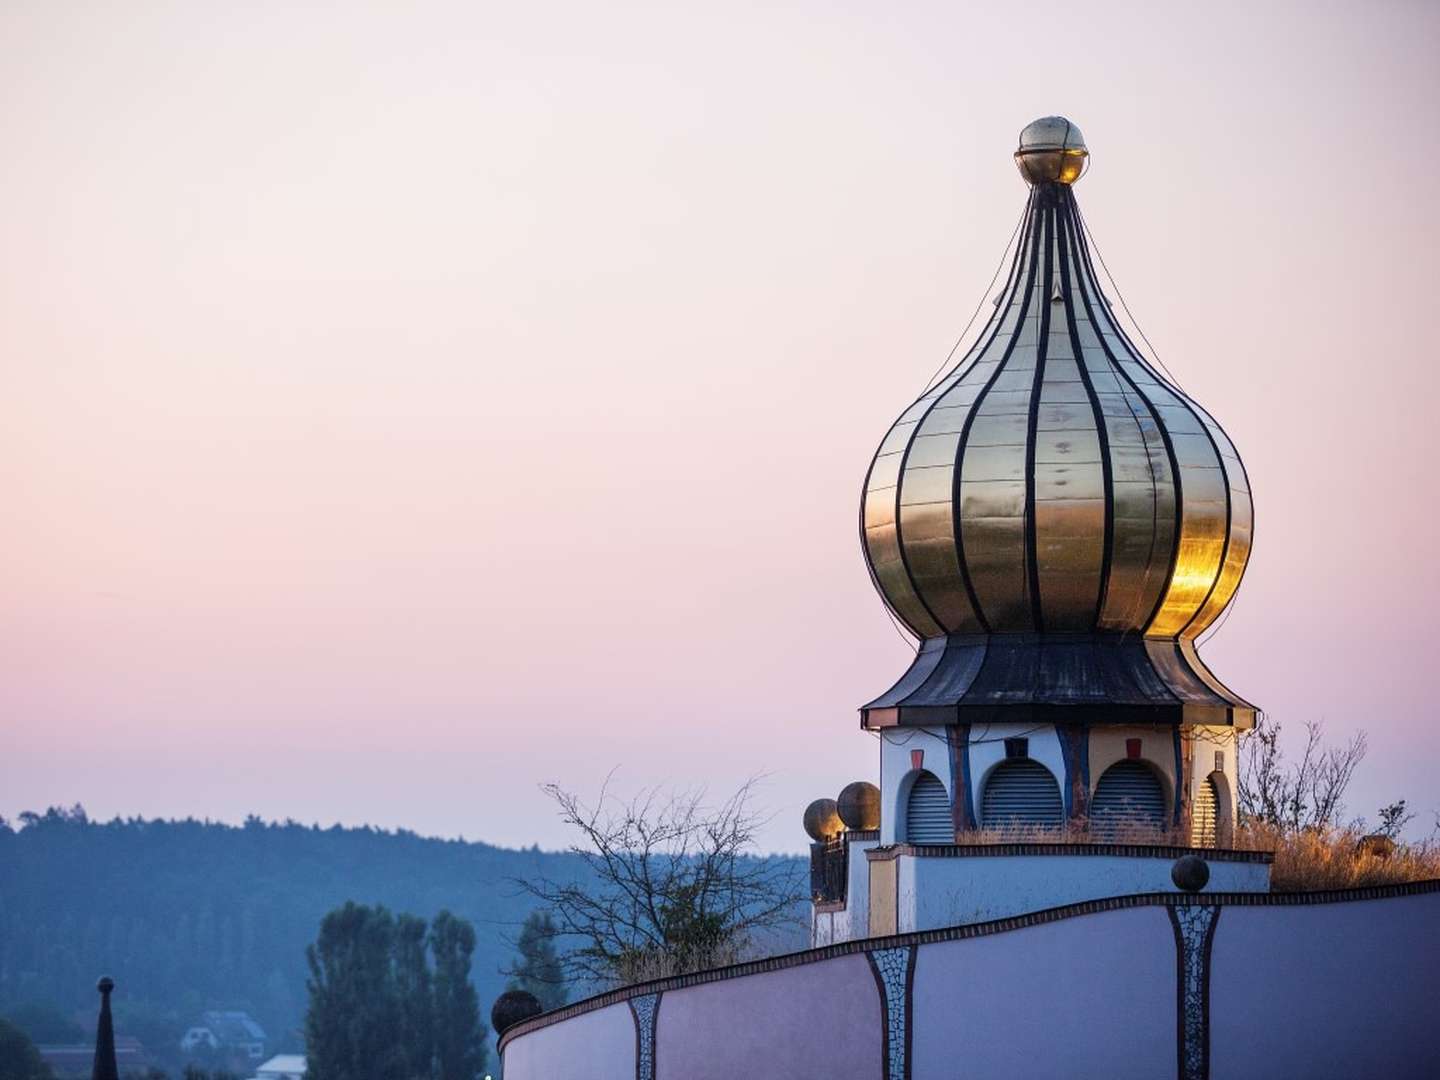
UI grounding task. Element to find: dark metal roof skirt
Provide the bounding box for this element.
[861,634,1255,729]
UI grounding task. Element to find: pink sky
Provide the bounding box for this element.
[2,1,1436,851]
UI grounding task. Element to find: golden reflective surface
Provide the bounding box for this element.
[859,179,1251,643]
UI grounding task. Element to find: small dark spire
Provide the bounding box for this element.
[92,976,119,1080]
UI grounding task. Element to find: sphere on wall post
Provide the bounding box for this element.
[1172,855,1210,893]
[836,781,881,832]
[491,989,543,1035]
[803,798,843,842]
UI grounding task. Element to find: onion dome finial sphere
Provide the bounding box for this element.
[836,782,881,831]
[803,798,843,841]
[492,989,543,1034]
[1014,116,1088,185]
[97,975,115,994]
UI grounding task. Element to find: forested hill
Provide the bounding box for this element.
[0,807,604,1063]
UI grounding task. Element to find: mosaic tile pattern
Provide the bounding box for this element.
[629,992,659,1080]
[1172,904,1220,1080]
[868,945,914,1080]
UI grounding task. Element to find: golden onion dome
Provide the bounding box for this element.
[859,117,1255,728]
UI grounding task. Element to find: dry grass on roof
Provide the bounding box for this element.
[950,819,1440,892]
[1230,821,1440,893]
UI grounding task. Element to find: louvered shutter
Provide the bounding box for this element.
[905,772,953,843]
[980,759,1063,830]
[1192,774,1219,847]
[1091,760,1167,839]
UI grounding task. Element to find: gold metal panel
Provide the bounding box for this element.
[966,413,1030,447]
[1034,428,1103,465]
[1185,521,1251,637]
[862,486,896,531]
[918,408,974,436]
[867,452,903,493]
[1152,404,1207,436]
[864,520,943,638]
[1036,495,1106,630]
[1035,460,1104,501]
[1169,432,1221,470]
[900,499,982,633]
[1093,390,1140,419]
[959,512,1032,629]
[932,380,988,414]
[1039,381,1091,406]
[988,368,1037,394]
[1086,370,1124,395]
[960,479,1026,519]
[1184,476,1253,637]
[1041,356,1082,381]
[1006,345,1038,372]
[876,420,919,457]
[1036,268,1106,627]
[1108,443,1159,483]
[1045,339,1077,365]
[896,401,932,424]
[960,443,1026,482]
[1148,462,1228,636]
[905,431,963,469]
[898,465,953,505]
[981,389,1035,414]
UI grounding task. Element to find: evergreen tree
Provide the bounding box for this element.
[429,912,487,1080]
[506,911,567,1011]
[2,1001,83,1043]
[304,903,407,1080]
[394,914,433,1079]
[0,1017,53,1080]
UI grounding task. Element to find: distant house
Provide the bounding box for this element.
[39,1036,150,1078]
[180,1010,268,1062]
[252,1053,306,1080]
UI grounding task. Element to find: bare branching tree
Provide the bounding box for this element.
[512,777,804,988]
[1238,718,1368,830]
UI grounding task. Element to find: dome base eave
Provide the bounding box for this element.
[860,633,1256,731]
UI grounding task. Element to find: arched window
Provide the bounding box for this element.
[1191,773,1219,846]
[904,771,952,843]
[980,759,1062,831]
[1091,760,1167,839]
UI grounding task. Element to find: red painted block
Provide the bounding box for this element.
[911,749,924,770]
[1126,738,1142,760]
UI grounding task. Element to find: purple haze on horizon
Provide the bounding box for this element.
[2,1,1436,850]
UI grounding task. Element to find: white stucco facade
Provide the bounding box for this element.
[811,835,877,947]
[878,726,953,844]
[886,847,1270,932]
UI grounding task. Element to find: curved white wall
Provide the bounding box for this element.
[500,1000,635,1080]
[1210,894,1440,1078]
[901,849,1268,931]
[912,906,1176,1078]
[656,953,880,1080]
[501,885,1440,1080]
